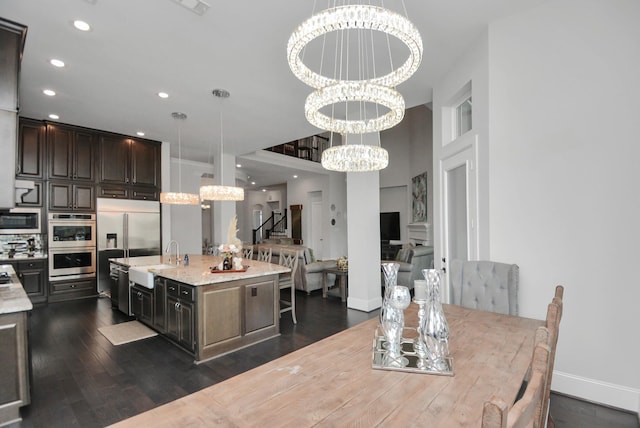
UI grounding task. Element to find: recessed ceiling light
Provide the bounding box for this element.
[158,92,169,99]
[293,175,298,178]
[43,89,56,96]
[73,20,91,31]
[136,131,145,137]
[236,164,242,168]
[251,181,256,185]
[48,114,59,120]
[50,59,65,68]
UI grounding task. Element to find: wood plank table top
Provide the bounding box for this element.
[111,304,543,427]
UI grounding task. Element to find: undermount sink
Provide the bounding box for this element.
[129,264,176,289]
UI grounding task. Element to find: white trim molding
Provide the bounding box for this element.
[553,371,640,415]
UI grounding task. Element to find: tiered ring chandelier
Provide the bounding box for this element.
[287,2,422,172]
[199,89,245,202]
[159,112,200,205]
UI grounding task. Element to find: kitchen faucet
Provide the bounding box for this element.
[166,240,180,264]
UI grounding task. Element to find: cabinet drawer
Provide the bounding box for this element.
[17,259,45,271]
[98,185,129,199]
[50,279,94,293]
[131,187,159,201]
[166,281,194,302]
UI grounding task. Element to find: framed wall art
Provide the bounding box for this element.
[412,171,427,223]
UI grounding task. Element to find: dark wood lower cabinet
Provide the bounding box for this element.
[0,311,30,426]
[166,280,195,353]
[5,259,47,304]
[130,284,153,326]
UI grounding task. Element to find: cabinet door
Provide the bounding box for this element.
[48,181,72,210]
[17,118,45,179]
[245,280,275,333]
[73,184,95,211]
[131,140,160,187]
[73,130,96,181]
[0,312,30,411]
[166,295,179,340]
[178,302,195,351]
[48,125,73,180]
[99,135,130,184]
[18,268,45,299]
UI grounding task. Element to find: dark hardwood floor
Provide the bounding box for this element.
[10,292,640,427]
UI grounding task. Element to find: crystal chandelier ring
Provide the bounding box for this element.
[305,82,405,134]
[287,5,423,89]
[321,144,389,172]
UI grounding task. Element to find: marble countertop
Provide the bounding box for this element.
[109,254,290,287]
[0,264,33,314]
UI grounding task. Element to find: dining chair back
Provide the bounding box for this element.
[449,259,519,315]
[256,246,272,263]
[242,245,254,260]
[278,249,299,324]
[482,328,552,428]
[541,285,564,428]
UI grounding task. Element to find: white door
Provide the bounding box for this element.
[310,192,323,260]
[439,138,479,302]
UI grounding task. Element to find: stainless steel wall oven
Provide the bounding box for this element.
[48,213,96,281]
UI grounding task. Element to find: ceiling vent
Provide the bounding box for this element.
[171,0,210,15]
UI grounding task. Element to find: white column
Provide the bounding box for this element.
[346,170,382,311]
[212,151,237,245]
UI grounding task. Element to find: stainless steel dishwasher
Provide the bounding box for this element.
[110,263,131,315]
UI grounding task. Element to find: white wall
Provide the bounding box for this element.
[487,0,640,411]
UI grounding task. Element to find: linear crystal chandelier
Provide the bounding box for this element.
[160,112,200,205]
[199,89,245,202]
[287,2,422,172]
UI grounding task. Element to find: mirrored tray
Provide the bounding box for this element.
[372,326,454,376]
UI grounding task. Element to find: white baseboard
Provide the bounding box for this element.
[553,370,640,415]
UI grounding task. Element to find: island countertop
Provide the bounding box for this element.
[109,254,289,286]
[0,264,33,314]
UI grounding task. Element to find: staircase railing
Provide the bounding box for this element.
[252,209,288,244]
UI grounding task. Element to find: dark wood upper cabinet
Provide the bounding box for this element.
[47,124,96,181]
[131,139,160,187]
[17,118,45,179]
[98,135,130,184]
[99,135,161,191]
[48,181,95,212]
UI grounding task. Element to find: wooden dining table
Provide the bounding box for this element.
[111,304,543,427]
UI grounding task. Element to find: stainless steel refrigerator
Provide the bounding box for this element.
[96,198,161,311]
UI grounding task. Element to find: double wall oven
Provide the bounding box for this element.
[48,213,96,282]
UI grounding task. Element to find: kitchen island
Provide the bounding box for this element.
[109,255,289,362]
[0,265,32,426]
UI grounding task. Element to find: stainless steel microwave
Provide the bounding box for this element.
[0,208,41,234]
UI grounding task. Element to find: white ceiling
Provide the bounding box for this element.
[0,0,542,187]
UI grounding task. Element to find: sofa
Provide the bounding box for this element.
[384,245,434,290]
[252,239,337,294]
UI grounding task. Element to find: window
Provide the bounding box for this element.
[455,96,472,138]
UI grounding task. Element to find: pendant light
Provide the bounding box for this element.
[159,112,200,205]
[287,1,423,172]
[199,89,245,201]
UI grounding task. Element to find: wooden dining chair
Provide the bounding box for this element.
[482,327,552,428]
[278,249,299,324]
[542,285,564,428]
[242,245,254,260]
[256,246,272,263]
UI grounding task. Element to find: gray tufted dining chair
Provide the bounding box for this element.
[449,260,519,315]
